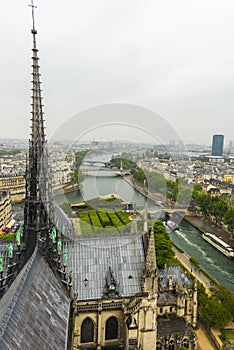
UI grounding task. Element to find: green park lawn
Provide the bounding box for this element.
[78,209,131,234]
[220,330,234,343]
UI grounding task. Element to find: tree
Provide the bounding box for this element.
[210,286,234,321]
[68,169,84,186]
[177,186,193,205]
[193,183,203,192]
[224,207,234,237]
[131,167,146,184]
[153,220,167,235]
[146,171,166,197]
[210,196,228,224]
[153,220,175,269]
[196,193,212,217]
[74,149,90,168]
[190,257,200,267]
[60,202,73,216]
[201,298,231,328]
[197,281,209,307]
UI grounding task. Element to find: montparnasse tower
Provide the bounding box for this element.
[23,0,54,258]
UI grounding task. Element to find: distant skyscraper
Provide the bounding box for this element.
[211,134,224,157]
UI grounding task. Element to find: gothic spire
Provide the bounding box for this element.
[142,227,158,297]
[23,1,54,257]
[29,0,45,154]
[145,227,157,274]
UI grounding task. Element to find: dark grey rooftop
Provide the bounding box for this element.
[54,201,74,237]
[157,314,188,336]
[66,233,145,301]
[0,248,71,350]
[0,242,17,279]
[158,264,191,289]
[158,291,176,304]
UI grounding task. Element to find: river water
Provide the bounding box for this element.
[56,154,234,292]
[56,174,154,208]
[173,221,234,292]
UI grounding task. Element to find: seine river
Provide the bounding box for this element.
[56,154,234,292]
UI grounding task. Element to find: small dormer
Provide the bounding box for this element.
[103,266,119,298]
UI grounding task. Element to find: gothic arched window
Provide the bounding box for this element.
[182,338,189,348]
[168,340,175,350]
[105,316,118,340]
[81,317,94,343]
[156,341,162,350]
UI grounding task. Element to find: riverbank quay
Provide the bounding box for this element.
[184,215,234,248]
[195,322,217,350]
[173,245,223,350]
[53,182,79,195]
[123,175,166,205]
[172,245,215,292]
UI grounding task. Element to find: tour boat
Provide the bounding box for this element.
[202,232,234,258]
[163,220,180,232]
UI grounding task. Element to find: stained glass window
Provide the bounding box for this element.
[81,317,94,343]
[105,316,118,340]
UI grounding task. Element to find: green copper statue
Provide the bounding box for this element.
[69,267,73,280]
[56,218,59,229]
[8,243,13,259]
[51,227,57,244]
[0,256,3,273]
[19,225,23,237]
[16,231,21,246]
[61,224,65,236]
[63,251,67,267]
[57,240,62,255]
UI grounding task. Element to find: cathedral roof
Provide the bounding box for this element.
[0,248,71,350]
[158,264,191,289]
[54,201,74,237]
[157,291,176,304]
[66,233,145,301]
[157,314,190,336]
[0,242,17,278]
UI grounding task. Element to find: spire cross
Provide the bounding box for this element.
[28,0,37,32]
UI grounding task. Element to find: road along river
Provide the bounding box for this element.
[56,172,234,292]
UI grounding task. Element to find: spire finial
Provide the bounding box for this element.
[28,0,37,34]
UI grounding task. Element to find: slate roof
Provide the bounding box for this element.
[158,264,191,289]
[0,248,71,350]
[157,314,188,336]
[54,201,74,237]
[66,233,145,301]
[158,291,176,304]
[0,242,17,279]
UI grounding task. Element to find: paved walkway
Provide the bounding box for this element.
[173,245,214,293]
[196,324,216,350]
[173,245,222,349]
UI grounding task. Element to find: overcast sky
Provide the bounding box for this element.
[1,0,234,146]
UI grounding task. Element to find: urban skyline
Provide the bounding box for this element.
[0,4,234,347]
[0,0,234,144]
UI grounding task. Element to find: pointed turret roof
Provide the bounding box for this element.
[145,227,157,274]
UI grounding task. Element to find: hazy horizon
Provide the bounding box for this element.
[1,0,234,145]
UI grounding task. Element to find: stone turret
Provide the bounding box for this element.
[142,228,157,297]
[138,228,158,350]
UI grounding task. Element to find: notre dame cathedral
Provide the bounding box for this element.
[0,3,197,350]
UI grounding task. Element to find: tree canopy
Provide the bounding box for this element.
[198,283,234,327]
[201,298,231,328]
[224,207,234,236]
[153,220,175,269]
